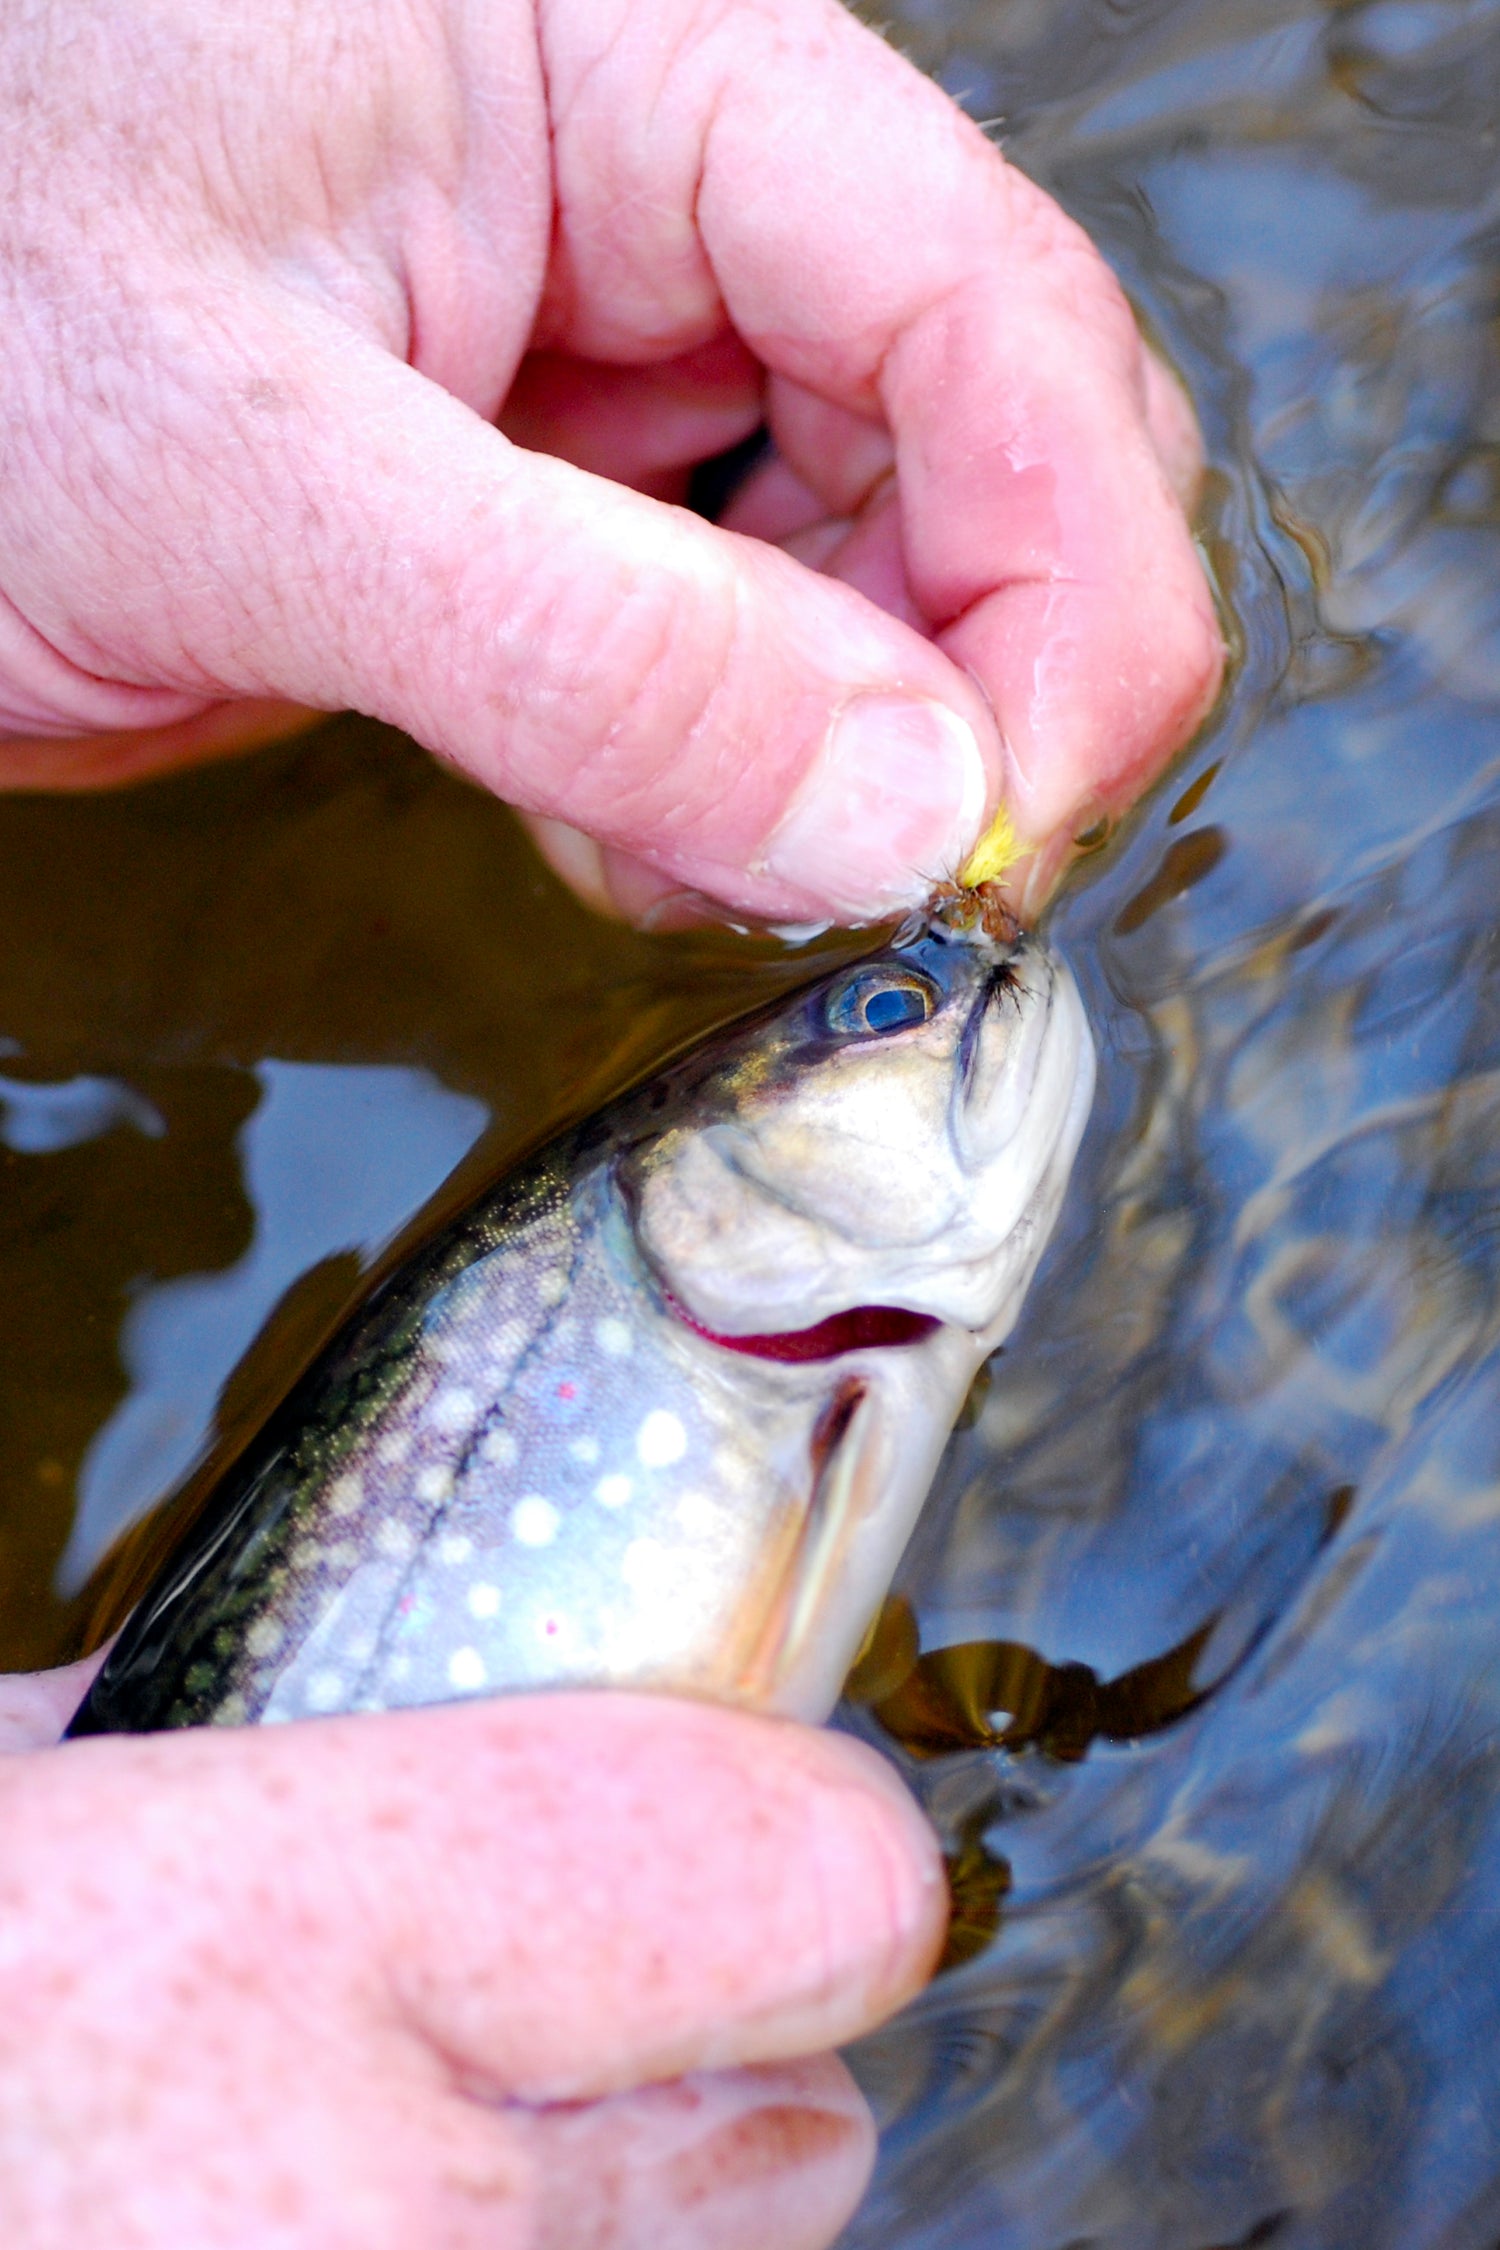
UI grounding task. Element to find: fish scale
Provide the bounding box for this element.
[69,914,1094,1736]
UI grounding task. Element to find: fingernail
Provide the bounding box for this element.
[761,695,989,919]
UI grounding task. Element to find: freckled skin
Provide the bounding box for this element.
[69,912,1093,1738]
[0,1695,943,2249]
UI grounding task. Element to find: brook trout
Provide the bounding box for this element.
[69,909,1093,1735]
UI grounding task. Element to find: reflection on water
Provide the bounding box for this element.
[0,1071,165,1154]
[836,1,1500,2243]
[57,1062,488,1594]
[0,719,851,1667]
[0,0,1498,2240]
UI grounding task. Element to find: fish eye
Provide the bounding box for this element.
[824,967,939,1039]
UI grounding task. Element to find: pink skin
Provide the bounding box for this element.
[0,0,1222,924]
[0,1665,944,2248]
[0,2,1222,2236]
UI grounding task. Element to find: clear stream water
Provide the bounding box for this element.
[2,1,1500,2243]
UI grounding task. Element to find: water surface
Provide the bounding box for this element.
[840,2,1500,2243]
[3,1,1500,2242]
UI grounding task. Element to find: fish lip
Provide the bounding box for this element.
[956,946,1030,1100]
[661,1286,944,1362]
[950,937,1057,1161]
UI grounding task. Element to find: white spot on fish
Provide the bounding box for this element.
[480,1426,517,1466]
[429,1387,477,1431]
[448,1646,487,1692]
[305,1670,344,1712]
[375,1519,416,1561]
[437,1532,473,1566]
[327,1474,363,1518]
[711,1445,754,1493]
[290,1539,324,1573]
[416,1465,453,1503]
[468,1582,501,1620]
[675,1491,717,1538]
[537,1269,568,1307]
[569,1434,601,1467]
[377,1429,413,1467]
[594,1474,632,1510]
[637,1410,687,1469]
[213,1692,249,1725]
[246,1616,285,1660]
[622,1538,672,1594]
[513,1495,560,1547]
[595,1316,632,1358]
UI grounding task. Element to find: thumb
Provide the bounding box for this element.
[0,1652,108,1753]
[11,291,998,923]
[331,1695,949,2102]
[48,1691,948,2104]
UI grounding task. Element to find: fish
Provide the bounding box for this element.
[67,907,1095,1736]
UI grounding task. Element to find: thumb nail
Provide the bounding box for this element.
[759,695,989,920]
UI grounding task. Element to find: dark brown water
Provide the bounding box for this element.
[3,0,1500,2242]
[0,734,859,1659]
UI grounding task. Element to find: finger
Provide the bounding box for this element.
[499,334,764,501]
[525,2056,874,2250]
[520,813,722,930]
[0,697,323,793]
[718,458,927,640]
[798,483,927,633]
[1141,345,1208,514]
[720,452,829,547]
[11,283,997,924]
[703,19,1223,845]
[0,1652,107,1753]
[53,1693,946,2102]
[544,0,1223,852]
[761,378,895,522]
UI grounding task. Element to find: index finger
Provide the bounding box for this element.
[692,1,1223,874]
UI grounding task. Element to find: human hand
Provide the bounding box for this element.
[0,0,1220,924]
[0,1666,943,2248]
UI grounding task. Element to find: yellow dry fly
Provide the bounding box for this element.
[956,805,1021,889]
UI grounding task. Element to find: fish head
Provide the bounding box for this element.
[628,914,1096,1354]
[617,913,1095,1719]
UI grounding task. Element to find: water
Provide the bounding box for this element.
[2,0,1499,2240]
[834,1,1500,2242]
[0,733,847,1662]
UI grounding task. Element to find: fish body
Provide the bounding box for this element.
[69,913,1094,1735]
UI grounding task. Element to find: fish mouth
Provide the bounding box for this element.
[665,1292,941,1363]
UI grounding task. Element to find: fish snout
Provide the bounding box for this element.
[951,944,1067,1173]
